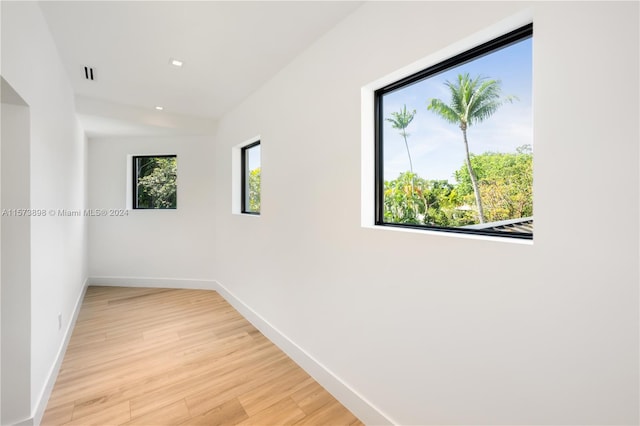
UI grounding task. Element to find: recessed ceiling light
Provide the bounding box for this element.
[155,106,164,111]
[169,58,183,67]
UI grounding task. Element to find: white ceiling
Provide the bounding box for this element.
[38,1,362,136]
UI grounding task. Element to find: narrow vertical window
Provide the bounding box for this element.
[241,141,261,214]
[132,155,177,209]
[375,24,532,239]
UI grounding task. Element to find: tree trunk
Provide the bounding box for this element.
[461,128,485,223]
[403,134,414,189]
[403,134,418,218]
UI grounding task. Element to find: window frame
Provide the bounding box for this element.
[132,154,177,210]
[374,23,533,240]
[240,140,261,215]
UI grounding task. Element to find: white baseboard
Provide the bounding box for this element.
[63,276,394,425]
[214,280,395,426]
[87,276,217,290]
[14,417,33,426]
[31,277,89,426]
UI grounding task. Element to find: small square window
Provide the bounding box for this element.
[132,155,177,209]
[374,24,532,239]
[241,141,261,214]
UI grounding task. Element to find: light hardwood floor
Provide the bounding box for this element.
[42,286,363,425]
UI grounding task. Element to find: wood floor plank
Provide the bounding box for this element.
[291,380,340,415]
[66,400,130,426]
[40,402,74,426]
[238,372,315,417]
[236,397,306,426]
[293,400,361,426]
[129,339,286,419]
[124,399,190,425]
[180,398,248,426]
[42,286,362,425]
[184,354,296,417]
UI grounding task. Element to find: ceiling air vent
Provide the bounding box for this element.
[83,66,95,81]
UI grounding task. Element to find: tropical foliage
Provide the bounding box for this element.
[383,146,532,227]
[386,105,417,183]
[136,156,177,209]
[384,172,456,225]
[427,73,516,223]
[454,145,532,223]
[248,167,261,213]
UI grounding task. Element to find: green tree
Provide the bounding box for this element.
[384,148,532,229]
[427,73,515,223]
[137,157,177,208]
[454,145,532,222]
[386,105,417,191]
[384,172,420,224]
[383,171,455,226]
[248,167,261,212]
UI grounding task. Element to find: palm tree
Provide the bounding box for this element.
[427,73,514,224]
[386,105,417,190]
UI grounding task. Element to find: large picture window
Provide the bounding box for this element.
[132,155,177,209]
[375,24,533,239]
[241,141,261,214]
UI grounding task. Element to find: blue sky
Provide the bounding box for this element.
[247,143,261,172]
[382,37,532,182]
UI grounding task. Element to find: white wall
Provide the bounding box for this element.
[213,2,639,424]
[88,135,215,284]
[4,1,635,425]
[1,2,88,423]
[1,91,31,424]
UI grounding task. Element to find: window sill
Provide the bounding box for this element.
[233,212,260,217]
[362,223,533,245]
